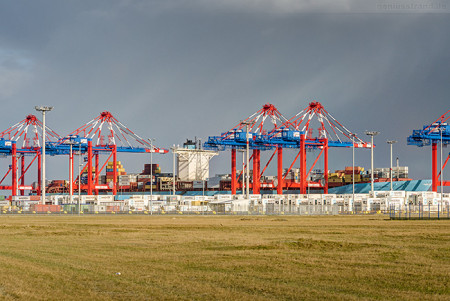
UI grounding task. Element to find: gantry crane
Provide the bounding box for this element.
[0,111,169,197]
[278,101,371,193]
[0,114,61,197]
[407,110,450,192]
[205,102,371,195]
[204,103,289,194]
[62,111,168,195]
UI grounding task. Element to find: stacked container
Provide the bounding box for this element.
[142,164,161,175]
[343,166,364,183]
[81,166,96,184]
[105,161,126,185]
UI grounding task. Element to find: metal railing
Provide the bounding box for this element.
[0,204,347,216]
[389,204,450,220]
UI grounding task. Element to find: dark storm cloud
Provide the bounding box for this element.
[0,0,449,180]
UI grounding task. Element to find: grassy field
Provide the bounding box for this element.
[0,215,448,300]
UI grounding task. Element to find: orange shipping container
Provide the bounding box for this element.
[32,204,61,212]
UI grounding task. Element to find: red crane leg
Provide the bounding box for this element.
[252,149,260,194]
[11,143,17,197]
[20,156,25,196]
[300,134,307,194]
[37,152,41,196]
[277,146,283,195]
[113,145,117,195]
[257,150,261,193]
[432,143,437,192]
[231,149,236,195]
[324,139,329,194]
[95,153,99,195]
[87,140,93,195]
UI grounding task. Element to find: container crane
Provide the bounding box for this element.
[278,101,371,193]
[204,103,290,194]
[407,110,450,192]
[205,102,371,195]
[63,111,168,195]
[0,114,61,197]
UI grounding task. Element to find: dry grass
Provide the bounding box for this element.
[0,215,448,300]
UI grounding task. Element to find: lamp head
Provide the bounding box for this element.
[35,106,54,112]
[365,131,380,136]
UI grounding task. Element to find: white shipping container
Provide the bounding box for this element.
[97,195,114,201]
[12,196,31,201]
[389,191,406,198]
[81,195,96,202]
[216,194,232,201]
[0,200,10,207]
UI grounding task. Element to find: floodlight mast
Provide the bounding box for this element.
[148,138,156,215]
[241,120,255,199]
[351,133,356,212]
[35,106,53,205]
[387,140,397,191]
[365,131,379,195]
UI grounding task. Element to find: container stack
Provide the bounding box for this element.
[141,164,161,175]
[140,163,161,190]
[159,177,174,191]
[81,167,96,184]
[392,166,409,178]
[118,175,130,188]
[310,169,324,182]
[373,168,390,179]
[343,166,364,183]
[328,170,344,184]
[106,161,126,185]
[283,168,300,183]
[372,167,408,180]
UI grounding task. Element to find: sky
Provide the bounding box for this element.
[0,0,449,183]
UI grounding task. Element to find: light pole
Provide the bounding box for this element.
[66,139,77,206]
[387,140,397,191]
[440,125,443,211]
[78,143,82,215]
[172,145,176,196]
[241,121,254,199]
[35,106,53,205]
[396,157,399,180]
[148,138,155,215]
[365,131,379,195]
[351,133,356,211]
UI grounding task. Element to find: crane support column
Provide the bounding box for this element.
[87,140,93,195]
[277,146,283,195]
[253,149,260,194]
[94,153,99,195]
[324,139,329,194]
[37,152,41,196]
[113,145,117,195]
[11,142,17,198]
[300,134,307,194]
[231,149,236,195]
[20,155,25,196]
[257,149,261,193]
[432,143,438,192]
